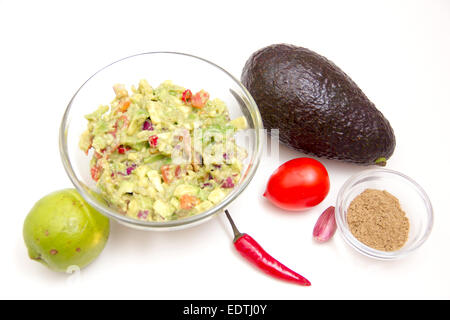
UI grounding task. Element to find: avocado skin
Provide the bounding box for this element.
[241,44,395,165]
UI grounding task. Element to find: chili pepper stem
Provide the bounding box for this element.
[224,209,244,242]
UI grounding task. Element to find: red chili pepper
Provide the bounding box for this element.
[181,89,192,103]
[224,210,311,286]
[149,135,158,147]
[117,145,131,154]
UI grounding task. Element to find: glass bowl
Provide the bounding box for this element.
[59,52,263,231]
[336,168,433,260]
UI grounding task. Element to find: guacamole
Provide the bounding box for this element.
[79,80,247,221]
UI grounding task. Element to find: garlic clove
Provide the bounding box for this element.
[313,206,337,242]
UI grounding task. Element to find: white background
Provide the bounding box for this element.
[1,0,449,300]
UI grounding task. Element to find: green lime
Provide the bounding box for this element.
[23,189,110,272]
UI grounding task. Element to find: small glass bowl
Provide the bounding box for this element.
[59,52,263,231]
[336,168,433,260]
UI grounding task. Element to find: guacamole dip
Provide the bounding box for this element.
[79,80,247,221]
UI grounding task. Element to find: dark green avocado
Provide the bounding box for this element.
[241,44,395,166]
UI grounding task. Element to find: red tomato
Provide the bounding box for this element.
[174,165,181,178]
[161,165,182,184]
[263,158,330,211]
[90,165,101,182]
[119,98,131,112]
[191,90,210,108]
[180,194,200,210]
[161,165,173,184]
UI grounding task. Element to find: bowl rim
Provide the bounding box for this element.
[59,51,263,229]
[335,168,434,260]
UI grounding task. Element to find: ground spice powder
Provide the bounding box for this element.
[347,189,409,251]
